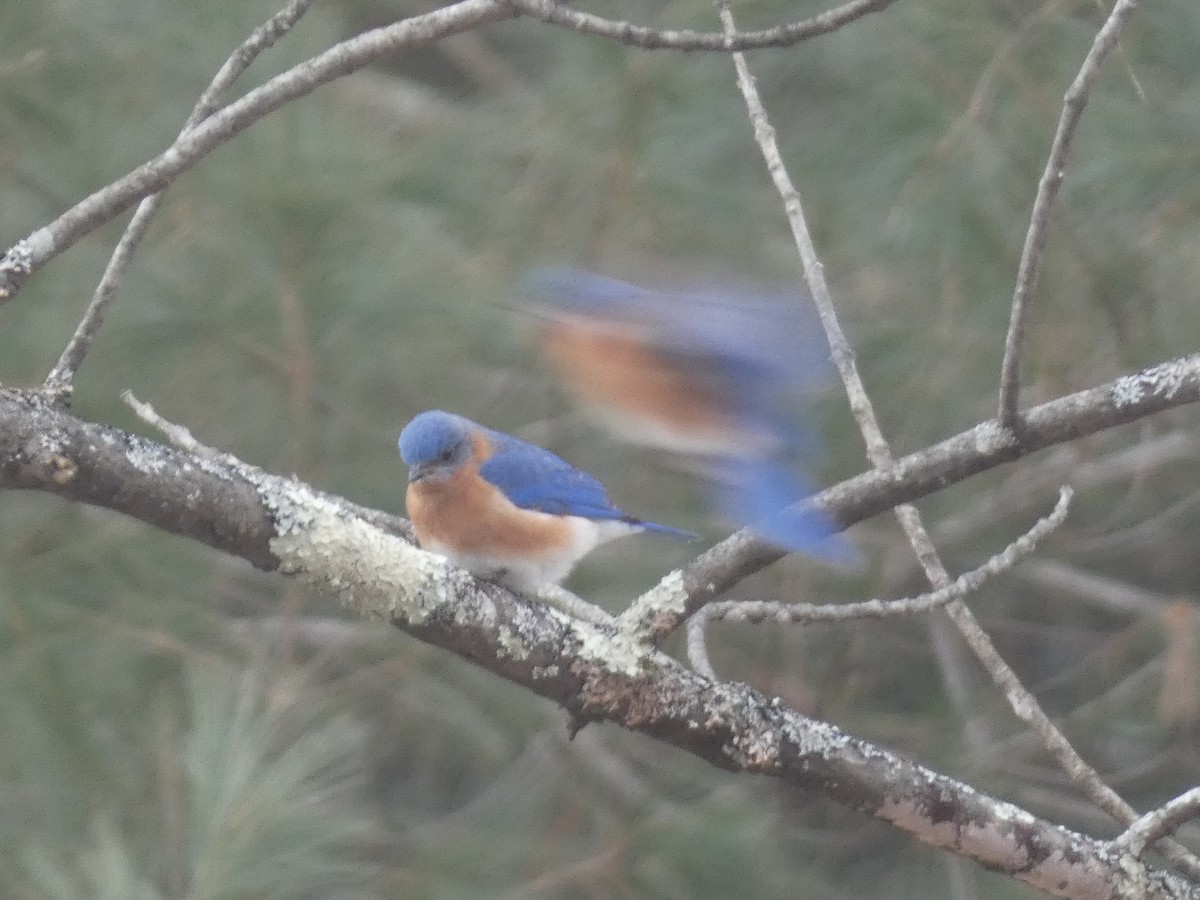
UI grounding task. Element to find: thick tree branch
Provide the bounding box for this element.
[0,387,1195,898]
[0,390,413,566]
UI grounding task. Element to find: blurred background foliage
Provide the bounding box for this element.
[1,0,1199,896]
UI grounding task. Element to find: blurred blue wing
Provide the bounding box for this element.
[523,267,831,391]
[717,458,858,564]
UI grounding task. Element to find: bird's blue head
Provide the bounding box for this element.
[398,410,474,484]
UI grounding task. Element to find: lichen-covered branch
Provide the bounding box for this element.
[0,386,1195,897]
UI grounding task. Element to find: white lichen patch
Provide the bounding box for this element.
[616,568,688,637]
[735,726,782,767]
[573,622,650,677]
[32,430,66,458]
[1113,356,1200,408]
[256,472,449,623]
[972,421,1017,455]
[1142,357,1194,400]
[1111,374,1144,408]
[0,237,35,276]
[773,707,852,759]
[124,438,173,477]
[984,796,1039,828]
[496,625,527,657]
[1114,852,1151,899]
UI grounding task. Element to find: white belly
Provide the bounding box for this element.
[425,516,642,594]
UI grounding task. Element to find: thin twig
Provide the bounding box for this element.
[699,486,1070,628]
[228,615,376,648]
[686,613,717,680]
[122,391,231,461]
[536,585,617,627]
[687,487,1070,676]
[42,0,317,391]
[121,388,419,544]
[996,0,1142,429]
[1115,788,1200,859]
[714,0,1200,879]
[501,0,897,51]
[0,0,518,303]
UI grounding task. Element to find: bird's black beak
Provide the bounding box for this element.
[407,464,428,484]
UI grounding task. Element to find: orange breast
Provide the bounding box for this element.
[406,435,574,559]
[541,319,736,437]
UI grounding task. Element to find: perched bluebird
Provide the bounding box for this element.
[398,410,696,593]
[520,267,856,563]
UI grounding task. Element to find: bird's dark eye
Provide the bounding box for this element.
[437,447,454,463]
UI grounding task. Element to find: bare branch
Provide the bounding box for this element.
[536,584,616,626]
[692,485,1070,632]
[123,390,232,460]
[500,0,897,51]
[997,0,1142,429]
[39,199,159,391]
[620,352,1200,639]
[42,0,317,390]
[687,486,1070,679]
[0,0,517,303]
[711,0,1200,875]
[1,389,281,567]
[714,19,1005,763]
[1,388,1197,897]
[686,613,717,681]
[1116,788,1200,859]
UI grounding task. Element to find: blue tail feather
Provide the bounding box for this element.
[631,519,700,541]
[719,459,859,564]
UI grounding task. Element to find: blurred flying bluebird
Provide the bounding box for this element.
[520,267,856,563]
[398,410,696,593]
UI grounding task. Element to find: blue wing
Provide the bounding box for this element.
[478,431,696,539]
[478,433,629,520]
[524,267,830,391]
